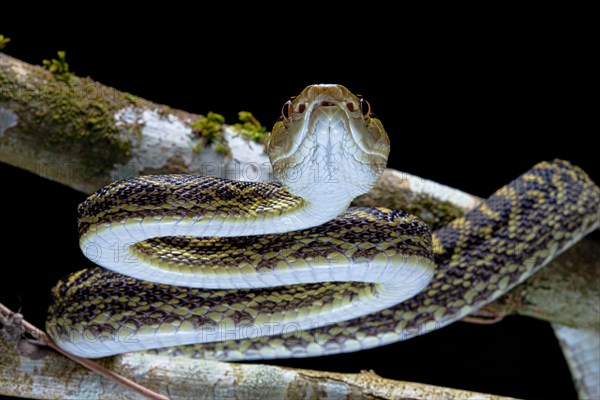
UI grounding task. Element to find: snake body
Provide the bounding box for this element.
[46,84,600,360]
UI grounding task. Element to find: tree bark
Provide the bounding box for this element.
[1,305,513,400]
[0,52,269,193]
[553,324,600,400]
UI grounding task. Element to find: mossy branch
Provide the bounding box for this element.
[0,53,255,193]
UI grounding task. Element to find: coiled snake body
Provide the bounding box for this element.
[47,84,600,360]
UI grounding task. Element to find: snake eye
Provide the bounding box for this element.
[359,97,372,119]
[282,99,307,120]
[281,100,293,120]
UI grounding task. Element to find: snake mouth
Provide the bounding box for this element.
[317,100,336,107]
[305,102,354,148]
[308,100,347,117]
[270,98,357,163]
[306,100,387,162]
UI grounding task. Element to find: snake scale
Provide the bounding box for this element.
[46,84,600,360]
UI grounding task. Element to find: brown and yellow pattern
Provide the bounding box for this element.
[47,160,600,360]
[46,83,599,360]
[77,176,305,238]
[158,160,599,359]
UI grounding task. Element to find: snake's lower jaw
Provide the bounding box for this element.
[270,134,388,205]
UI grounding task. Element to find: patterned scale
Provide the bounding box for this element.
[47,160,600,360]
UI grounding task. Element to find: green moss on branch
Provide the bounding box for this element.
[191,111,228,154]
[231,111,268,143]
[42,51,71,81]
[0,54,139,178]
[0,35,10,49]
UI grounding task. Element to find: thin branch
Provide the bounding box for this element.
[0,303,168,400]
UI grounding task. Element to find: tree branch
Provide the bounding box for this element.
[1,303,513,400]
[0,303,168,400]
[552,324,600,400]
[1,51,597,399]
[1,52,269,193]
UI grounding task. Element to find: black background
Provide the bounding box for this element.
[1,7,597,399]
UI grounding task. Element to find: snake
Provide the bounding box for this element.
[46,84,600,360]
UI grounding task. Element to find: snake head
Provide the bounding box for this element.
[267,84,390,204]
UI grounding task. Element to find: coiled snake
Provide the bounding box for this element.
[47,84,600,360]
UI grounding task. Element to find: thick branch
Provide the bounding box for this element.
[0,304,512,400]
[0,52,269,193]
